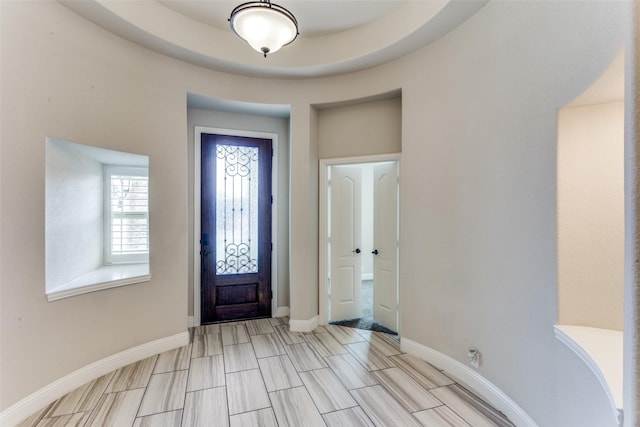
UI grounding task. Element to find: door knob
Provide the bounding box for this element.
[353,248,361,254]
[372,249,379,255]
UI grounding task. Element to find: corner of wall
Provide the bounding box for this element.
[288,315,318,332]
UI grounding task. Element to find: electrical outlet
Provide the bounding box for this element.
[468,347,479,369]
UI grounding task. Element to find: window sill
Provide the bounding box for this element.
[554,325,623,423]
[46,264,150,302]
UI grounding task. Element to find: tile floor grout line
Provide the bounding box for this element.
[177,369,190,427]
[373,373,429,420]
[19,319,514,427]
[222,336,236,421]
[296,372,329,421]
[434,392,478,427]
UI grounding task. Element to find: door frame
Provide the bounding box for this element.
[319,153,401,328]
[194,126,279,326]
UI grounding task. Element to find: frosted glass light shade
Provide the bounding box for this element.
[230,1,298,57]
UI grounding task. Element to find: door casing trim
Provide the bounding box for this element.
[318,153,401,329]
[194,126,279,326]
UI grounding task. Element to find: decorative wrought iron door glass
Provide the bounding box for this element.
[215,144,259,275]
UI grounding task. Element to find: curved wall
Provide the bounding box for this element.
[396,3,627,425]
[0,1,630,425]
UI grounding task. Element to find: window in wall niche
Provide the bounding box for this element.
[104,166,149,264]
[45,137,150,301]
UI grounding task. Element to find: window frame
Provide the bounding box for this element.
[104,165,150,265]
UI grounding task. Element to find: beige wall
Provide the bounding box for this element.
[625,3,640,421]
[1,1,190,409]
[0,1,631,425]
[558,102,625,331]
[395,2,628,425]
[288,103,320,322]
[317,98,402,159]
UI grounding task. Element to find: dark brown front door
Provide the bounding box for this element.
[201,133,272,323]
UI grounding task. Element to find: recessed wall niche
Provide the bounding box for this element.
[557,52,624,330]
[45,137,150,301]
[555,50,624,419]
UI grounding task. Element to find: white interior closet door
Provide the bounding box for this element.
[330,166,362,321]
[372,162,398,331]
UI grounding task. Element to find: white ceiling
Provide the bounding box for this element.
[157,0,407,38]
[61,0,489,79]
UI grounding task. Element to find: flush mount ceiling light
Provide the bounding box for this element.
[229,0,299,58]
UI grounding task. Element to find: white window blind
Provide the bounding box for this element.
[105,166,149,264]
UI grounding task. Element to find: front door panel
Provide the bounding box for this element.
[201,134,272,323]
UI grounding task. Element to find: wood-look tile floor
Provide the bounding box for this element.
[17,318,515,427]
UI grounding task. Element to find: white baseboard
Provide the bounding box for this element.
[289,315,318,332]
[401,338,538,427]
[275,306,290,318]
[0,331,189,427]
[361,273,373,281]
